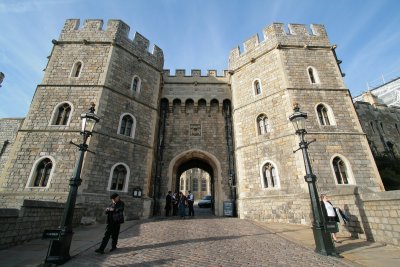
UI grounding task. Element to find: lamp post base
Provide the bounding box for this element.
[312,224,337,256]
[45,230,73,264]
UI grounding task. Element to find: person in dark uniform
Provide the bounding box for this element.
[95,193,125,254]
[165,191,172,216]
[172,191,178,216]
[187,190,194,217]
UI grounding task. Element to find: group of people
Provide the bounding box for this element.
[92,191,348,254]
[165,190,194,218]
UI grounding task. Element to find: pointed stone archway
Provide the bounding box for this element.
[167,149,226,216]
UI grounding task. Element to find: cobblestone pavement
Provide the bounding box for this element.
[64,214,350,267]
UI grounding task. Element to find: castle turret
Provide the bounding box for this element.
[0,19,164,219]
[229,23,383,222]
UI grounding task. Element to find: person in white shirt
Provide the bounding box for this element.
[320,194,341,243]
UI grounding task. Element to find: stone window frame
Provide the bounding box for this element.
[330,154,355,185]
[70,60,83,78]
[25,155,56,189]
[117,113,136,139]
[256,113,271,136]
[49,101,74,126]
[259,160,280,190]
[315,103,336,126]
[192,177,199,191]
[307,66,320,84]
[107,162,130,193]
[252,78,263,96]
[130,75,142,94]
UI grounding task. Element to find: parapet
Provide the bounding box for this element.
[163,69,229,78]
[229,23,330,70]
[58,19,163,69]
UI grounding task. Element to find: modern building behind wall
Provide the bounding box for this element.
[0,19,385,232]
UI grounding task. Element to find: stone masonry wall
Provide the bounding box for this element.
[330,190,400,246]
[354,102,400,157]
[160,72,232,215]
[0,200,84,249]
[0,118,23,173]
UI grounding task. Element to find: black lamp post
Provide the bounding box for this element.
[289,103,336,256]
[45,103,99,264]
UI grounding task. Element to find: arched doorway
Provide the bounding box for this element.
[167,149,225,216]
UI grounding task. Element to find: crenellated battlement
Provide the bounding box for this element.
[59,19,163,69]
[229,23,330,70]
[163,69,229,78]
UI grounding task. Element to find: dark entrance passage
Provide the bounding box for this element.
[176,158,214,215]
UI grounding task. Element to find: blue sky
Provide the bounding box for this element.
[0,0,399,117]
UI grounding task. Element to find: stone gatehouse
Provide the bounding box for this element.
[0,19,388,239]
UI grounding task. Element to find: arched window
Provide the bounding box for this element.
[26,157,55,188]
[118,113,136,138]
[210,99,219,113]
[198,99,206,113]
[108,163,130,192]
[332,156,349,184]
[110,165,127,191]
[71,61,82,78]
[51,102,72,125]
[193,178,198,191]
[201,178,207,191]
[253,79,262,95]
[173,99,181,114]
[131,75,141,93]
[317,104,330,125]
[307,67,319,84]
[261,161,279,189]
[257,114,270,135]
[185,99,194,113]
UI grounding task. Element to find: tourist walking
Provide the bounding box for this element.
[95,193,125,254]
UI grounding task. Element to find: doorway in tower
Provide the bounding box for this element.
[178,168,213,215]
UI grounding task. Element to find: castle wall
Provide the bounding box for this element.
[0,118,23,173]
[354,102,400,157]
[160,71,232,215]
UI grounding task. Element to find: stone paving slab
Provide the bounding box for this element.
[64,217,348,267]
[1,215,400,267]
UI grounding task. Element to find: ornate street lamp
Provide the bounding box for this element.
[45,103,99,264]
[289,103,337,256]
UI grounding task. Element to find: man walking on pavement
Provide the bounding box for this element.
[95,193,125,254]
[187,190,194,217]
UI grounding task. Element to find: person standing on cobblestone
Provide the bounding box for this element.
[178,191,187,218]
[187,190,194,217]
[320,194,341,243]
[95,193,125,254]
[165,191,172,217]
[172,191,178,216]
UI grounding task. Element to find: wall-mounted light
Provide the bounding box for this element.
[133,187,142,198]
